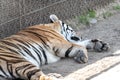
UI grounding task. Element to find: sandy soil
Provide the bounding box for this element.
[42,6,120,80]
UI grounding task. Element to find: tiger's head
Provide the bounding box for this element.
[50,14,81,44]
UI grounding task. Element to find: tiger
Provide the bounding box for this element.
[0,14,109,80]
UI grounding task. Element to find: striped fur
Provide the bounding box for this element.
[0,15,88,80]
[0,14,109,80]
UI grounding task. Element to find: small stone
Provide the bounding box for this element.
[89,18,97,24]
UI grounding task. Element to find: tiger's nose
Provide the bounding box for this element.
[74,50,88,63]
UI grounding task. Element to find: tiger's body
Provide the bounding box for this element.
[0,14,109,80]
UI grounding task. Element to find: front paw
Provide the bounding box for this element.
[39,75,75,80]
[40,75,55,80]
[40,75,63,80]
[91,39,110,52]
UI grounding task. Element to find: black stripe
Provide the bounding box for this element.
[27,28,60,38]
[0,54,23,59]
[100,41,106,50]
[66,25,69,30]
[37,44,48,65]
[0,45,19,54]
[40,46,48,64]
[0,66,8,77]
[15,64,32,77]
[16,32,28,36]
[0,57,9,62]
[28,43,42,65]
[23,65,35,75]
[26,28,63,42]
[0,75,5,78]
[71,36,80,41]
[55,49,59,54]
[65,46,73,57]
[24,31,49,48]
[15,35,47,65]
[0,57,25,64]
[27,69,40,80]
[0,56,25,64]
[53,47,59,55]
[18,44,38,62]
[7,63,16,78]
[13,38,30,48]
[62,22,66,32]
[0,40,20,49]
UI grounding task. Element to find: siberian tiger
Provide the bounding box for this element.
[0,14,109,80]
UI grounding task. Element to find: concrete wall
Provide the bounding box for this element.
[0,0,114,38]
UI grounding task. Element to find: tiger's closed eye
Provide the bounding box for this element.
[71,36,80,41]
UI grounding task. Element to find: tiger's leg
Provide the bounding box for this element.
[0,58,57,80]
[14,62,64,80]
[77,39,109,52]
[53,42,88,63]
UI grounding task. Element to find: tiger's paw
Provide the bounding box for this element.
[91,39,110,52]
[39,75,75,80]
[40,75,56,80]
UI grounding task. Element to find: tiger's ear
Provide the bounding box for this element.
[49,14,62,33]
[50,14,59,22]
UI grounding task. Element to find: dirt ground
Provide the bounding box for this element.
[42,4,120,80]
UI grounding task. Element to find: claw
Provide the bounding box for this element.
[91,39,110,52]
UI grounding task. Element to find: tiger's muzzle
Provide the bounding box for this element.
[74,50,88,63]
